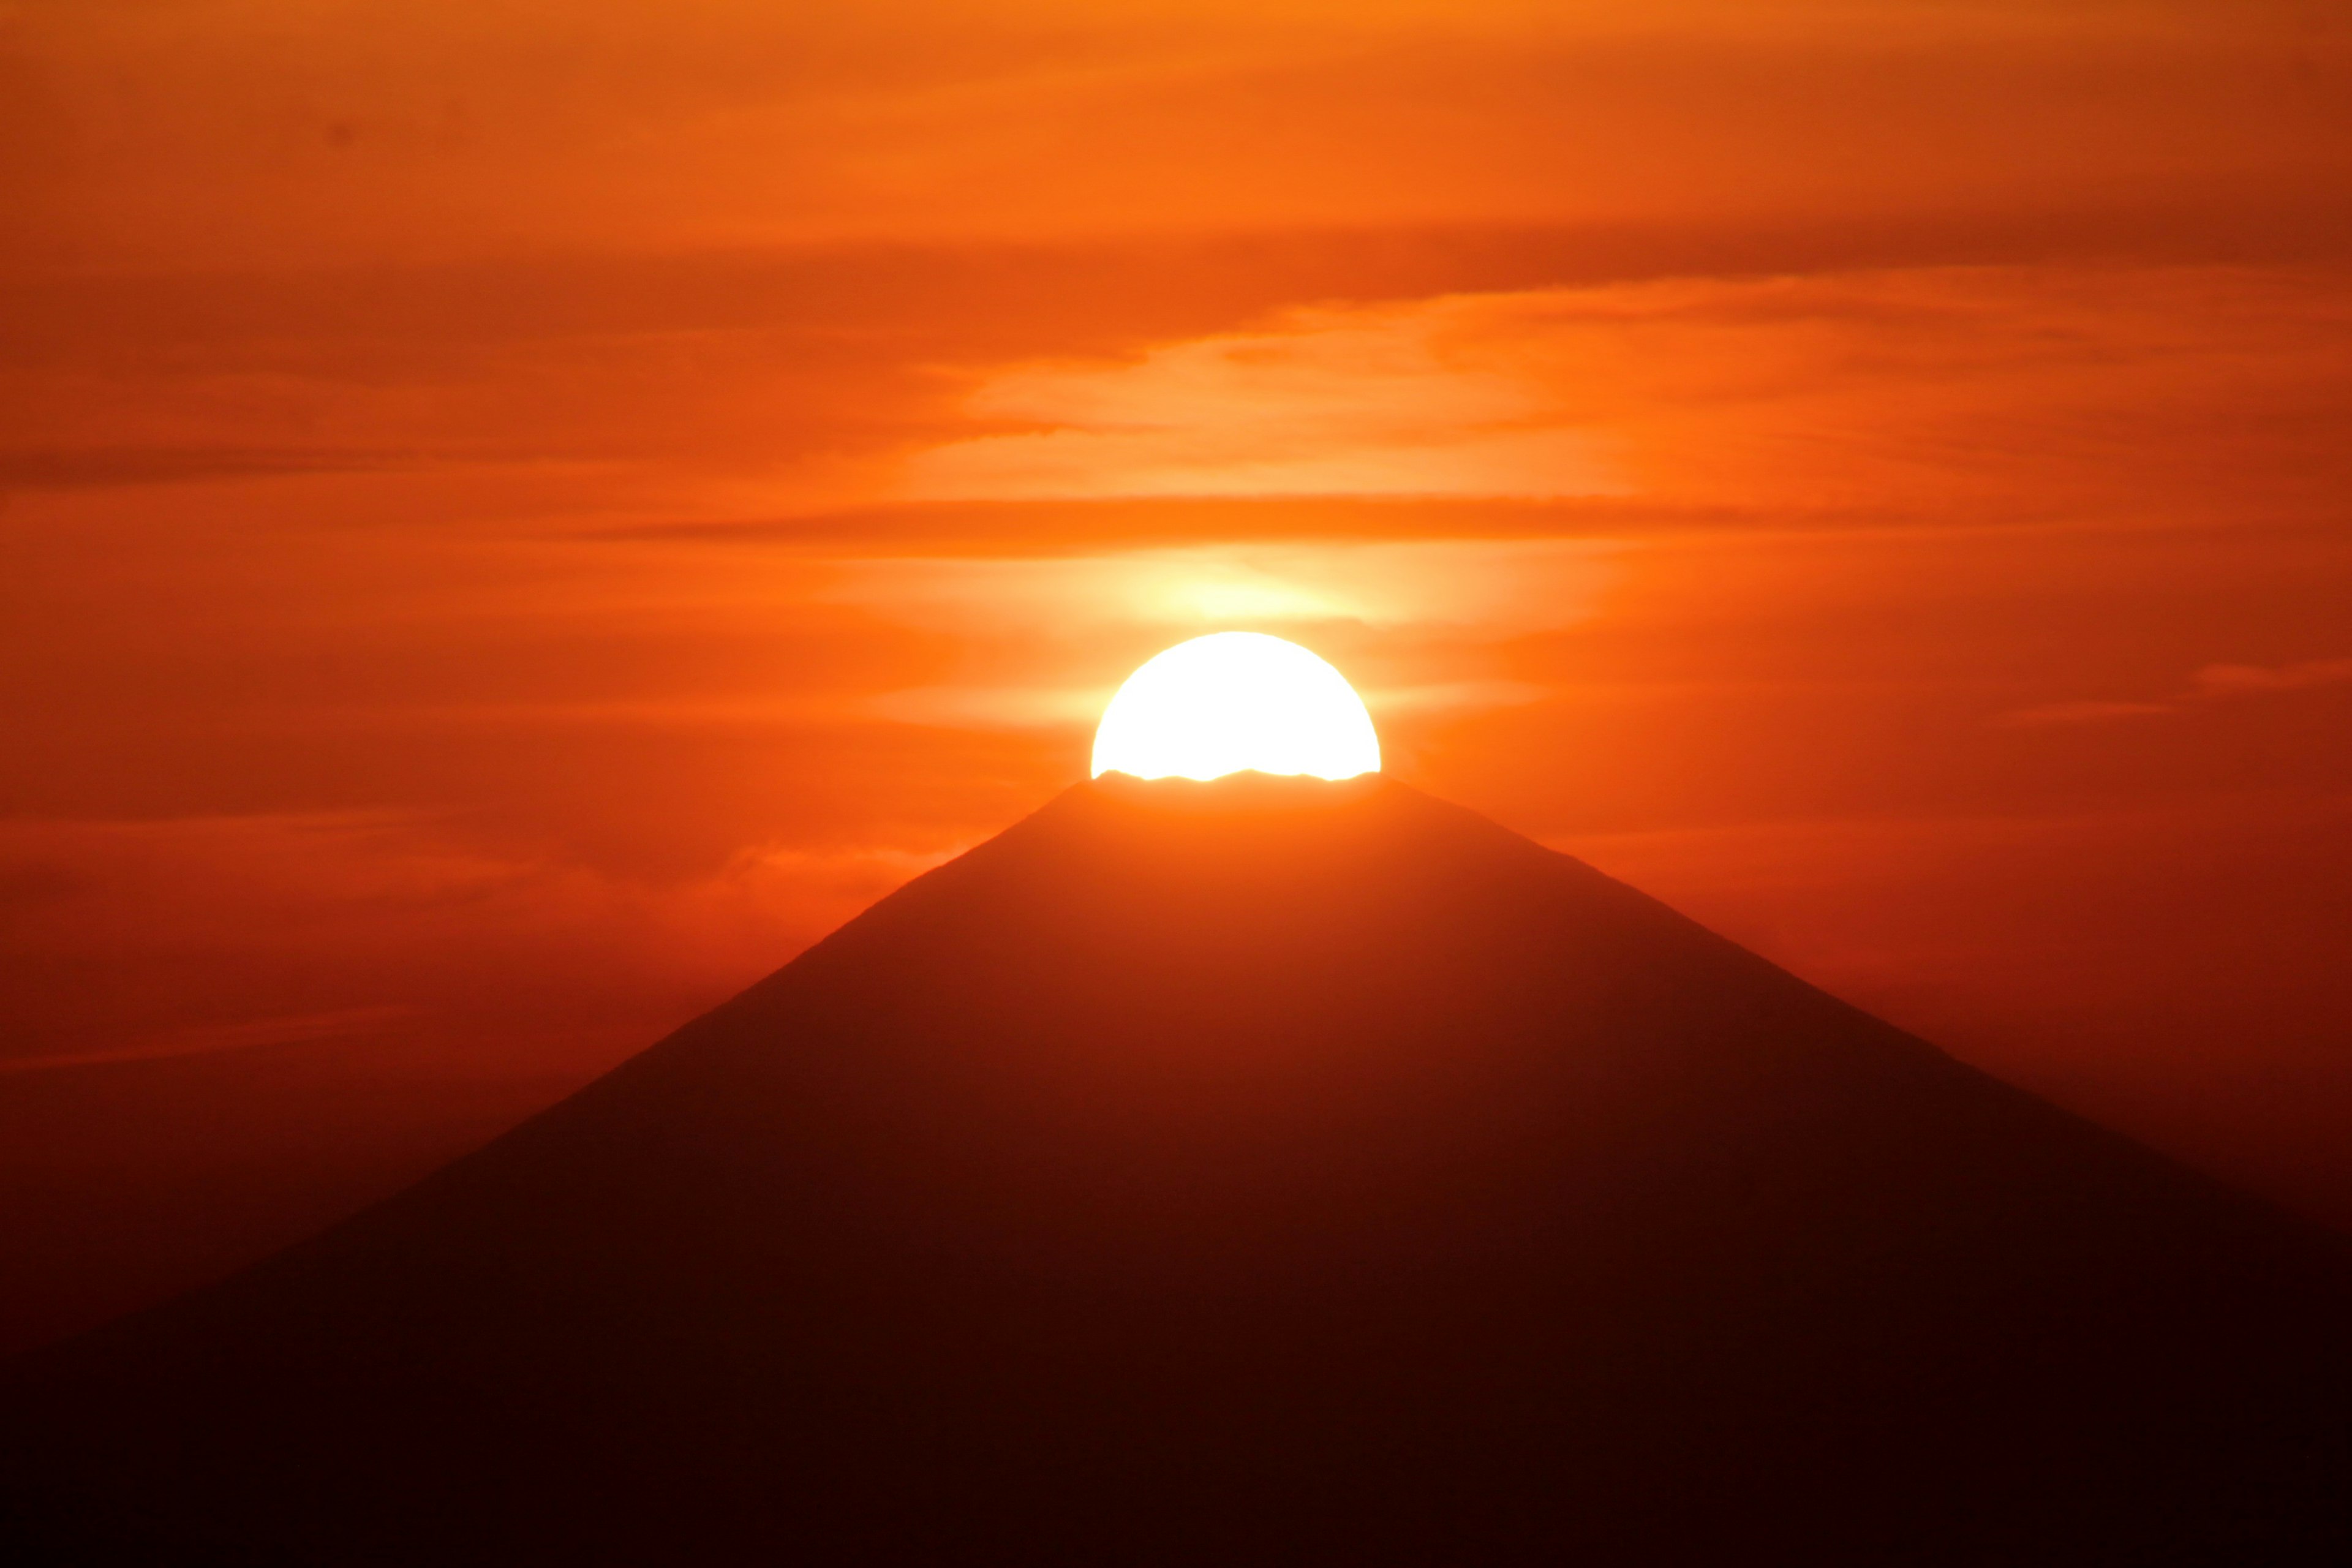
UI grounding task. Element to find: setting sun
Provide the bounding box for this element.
[1091,633,1381,782]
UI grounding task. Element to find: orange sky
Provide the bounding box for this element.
[4,0,2351,1353]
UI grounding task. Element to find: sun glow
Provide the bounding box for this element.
[1091,633,1381,782]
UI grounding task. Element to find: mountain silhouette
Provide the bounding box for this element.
[3,774,2346,1564]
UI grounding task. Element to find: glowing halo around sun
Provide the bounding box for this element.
[1091,632,1381,782]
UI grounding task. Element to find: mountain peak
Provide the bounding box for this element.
[6,782,2346,1564]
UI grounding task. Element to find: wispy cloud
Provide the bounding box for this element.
[891,263,2352,523]
[898,300,1625,502]
[0,814,964,1073]
[1997,699,2171,728]
[2193,658,2352,696]
[1998,657,2352,726]
[0,1007,415,1074]
[823,538,1621,633]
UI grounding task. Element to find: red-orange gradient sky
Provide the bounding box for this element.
[5,0,2352,1353]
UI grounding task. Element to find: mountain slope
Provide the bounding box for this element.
[4,774,2346,1564]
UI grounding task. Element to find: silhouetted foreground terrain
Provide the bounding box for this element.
[4,775,2346,1564]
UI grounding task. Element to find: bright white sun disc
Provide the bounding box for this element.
[1091,632,1381,782]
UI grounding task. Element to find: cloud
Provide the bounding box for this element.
[0,447,410,492]
[2192,657,2352,696]
[899,301,1626,502]
[891,262,2352,522]
[0,813,963,1072]
[1996,699,2175,728]
[823,538,1620,633]
[10,2,2348,272]
[1997,658,2352,726]
[0,1007,417,1074]
[815,537,1619,729]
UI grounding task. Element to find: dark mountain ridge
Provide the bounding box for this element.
[4,774,2346,1563]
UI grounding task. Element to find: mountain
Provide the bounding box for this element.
[3,774,2346,1564]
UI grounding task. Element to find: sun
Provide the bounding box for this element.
[1091,632,1381,782]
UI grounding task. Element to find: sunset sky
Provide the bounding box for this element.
[4,0,2351,1352]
